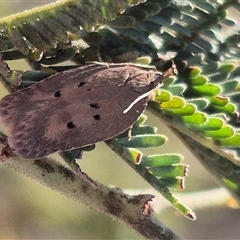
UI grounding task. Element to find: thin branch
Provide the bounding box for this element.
[106,139,196,220]
[127,188,237,214]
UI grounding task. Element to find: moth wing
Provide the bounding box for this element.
[1,85,150,159]
[0,63,157,159]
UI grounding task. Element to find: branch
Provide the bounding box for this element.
[0,134,182,240]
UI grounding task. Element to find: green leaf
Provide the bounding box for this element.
[192,83,221,96]
[183,112,208,125]
[118,125,157,138]
[155,89,172,102]
[141,154,183,167]
[161,31,181,46]
[228,92,240,103]
[163,103,196,116]
[220,80,239,93]
[161,96,185,109]
[216,134,240,147]
[158,178,184,190]
[218,62,237,73]
[187,66,202,78]
[162,76,177,86]
[107,15,136,28]
[214,102,236,114]
[202,62,220,74]
[189,75,208,86]
[142,2,161,16]
[209,72,230,83]
[122,147,143,164]
[204,125,235,138]
[148,15,172,26]
[8,27,29,55]
[200,1,216,12]
[134,114,147,126]
[210,96,229,107]
[223,178,239,191]
[194,37,214,52]
[169,23,191,37]
[115,134,167,148]
[194,117,224,131]
[187,98,209,110]
[164,84,186,95]
[148,165,187,177]
[116,28,149,44]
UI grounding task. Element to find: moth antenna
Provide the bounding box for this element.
[151,60,177,88]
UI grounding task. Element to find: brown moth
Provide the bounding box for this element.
[0,63,173,159]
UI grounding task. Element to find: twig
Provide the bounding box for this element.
[126,188,237,214]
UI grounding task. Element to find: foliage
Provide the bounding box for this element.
[0,0,240,238]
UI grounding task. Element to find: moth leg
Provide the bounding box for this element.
[0,54,22,92]
[97,53,103,63]
[95,54,109,68]
[0,133,14,160]
[60,145,96,172]
[77,169,102,189]
[0,145,15,159]
[60,151,82,172]
[127,126,133,141]
[149,90,157,101]
[233,112,240,125]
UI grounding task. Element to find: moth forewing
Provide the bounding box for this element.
[0,63,174,159]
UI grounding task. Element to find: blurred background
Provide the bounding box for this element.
[1,1,240,239]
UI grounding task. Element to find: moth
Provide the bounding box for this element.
[0,63,173,159]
